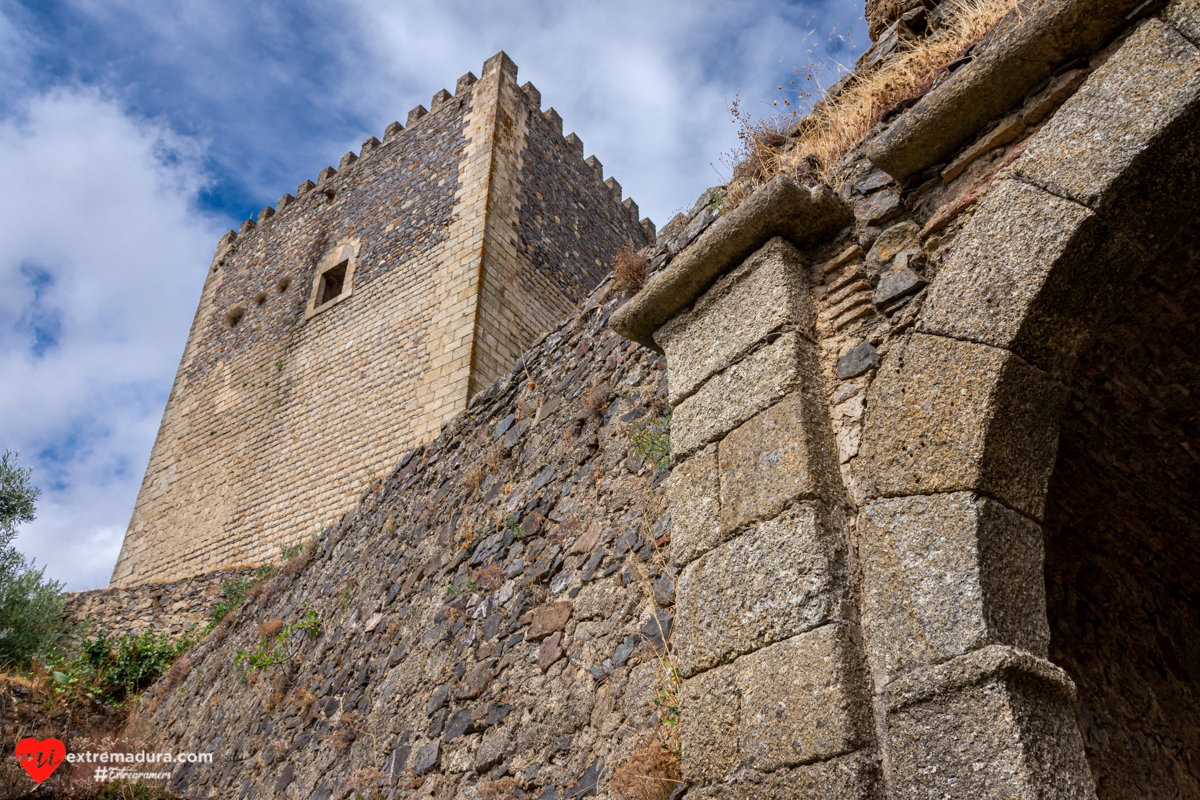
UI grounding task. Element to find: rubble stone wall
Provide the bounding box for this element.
[65,569,256,642]
[138,269,683,800]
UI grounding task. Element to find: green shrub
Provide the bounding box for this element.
[234,607,321,680]
[0,449,71,668]
[279,538,306,561]
[210,575,254,625]
[49,627,202,705]
[210,559,278,625]
[0,563,70,667]
[0,450,38,550]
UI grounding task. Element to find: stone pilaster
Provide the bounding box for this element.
[617,225,881,797]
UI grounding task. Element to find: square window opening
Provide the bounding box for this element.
[319,261,348,305]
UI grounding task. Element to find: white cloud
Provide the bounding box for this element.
[0,88,228,590]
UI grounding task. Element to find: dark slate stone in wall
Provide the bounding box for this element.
[518,112,646,304]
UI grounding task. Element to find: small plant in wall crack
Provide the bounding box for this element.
[629,410,672,475]
[613,245,650,295]
[234,606,321,680]
[651,656,682,755]
[611,524,683,799]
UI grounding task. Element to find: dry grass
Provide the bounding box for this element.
[253,619,285,639]
[463,463,486,493]
[160,656,190,693]
[466,444,506,494]
[208,618,232,646]
[613,244,650,294]
[475,563,504,593]
[729,0,1021,201]
[346,766,389,796]
[265,670,294,713]
[280,538,317,578]
[243,580,268,605]
[617,484,683,766]
[286,685,316,713]
[609,740,682,800]
[477,776,518,800]
[579,381,613,420]
[334,711,363,752]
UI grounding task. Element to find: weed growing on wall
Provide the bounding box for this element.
[210,572,262,625]
[579,381,613,420]
[233,607,321,680]
[610,491,682,799]
[613,245,650,295]
[211,536,317,625]
[47,627,202,706]
[609,740,683,800]
[629,411,672,475]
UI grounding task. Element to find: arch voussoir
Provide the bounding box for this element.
[858,331,1068,520]
[921,178,1142,382]
[1013,17,1200,257]
[854,13,1200,797]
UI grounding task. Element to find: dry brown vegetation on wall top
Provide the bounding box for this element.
[725,0,1021,204]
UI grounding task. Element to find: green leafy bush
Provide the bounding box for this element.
[0,449,72,668]
[0,563,69,667]
[210,561,278,625]
[234,607,321,679]
[49,627,201,705]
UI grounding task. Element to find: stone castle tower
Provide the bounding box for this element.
[111,51,652,586]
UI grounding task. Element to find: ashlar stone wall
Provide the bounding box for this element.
[611,1,1200,795]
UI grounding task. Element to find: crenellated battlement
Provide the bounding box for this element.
[218,52,652,255]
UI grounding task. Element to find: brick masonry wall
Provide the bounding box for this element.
[112,53,647,588]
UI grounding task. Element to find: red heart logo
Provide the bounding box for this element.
[15,738,66,784]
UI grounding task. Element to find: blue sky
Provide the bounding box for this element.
[0,0,866,590]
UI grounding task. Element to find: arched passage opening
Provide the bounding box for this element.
[1042,213,1200,797]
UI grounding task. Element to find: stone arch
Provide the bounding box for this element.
[857,15,1200,797]
[1040,212,1200,796]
